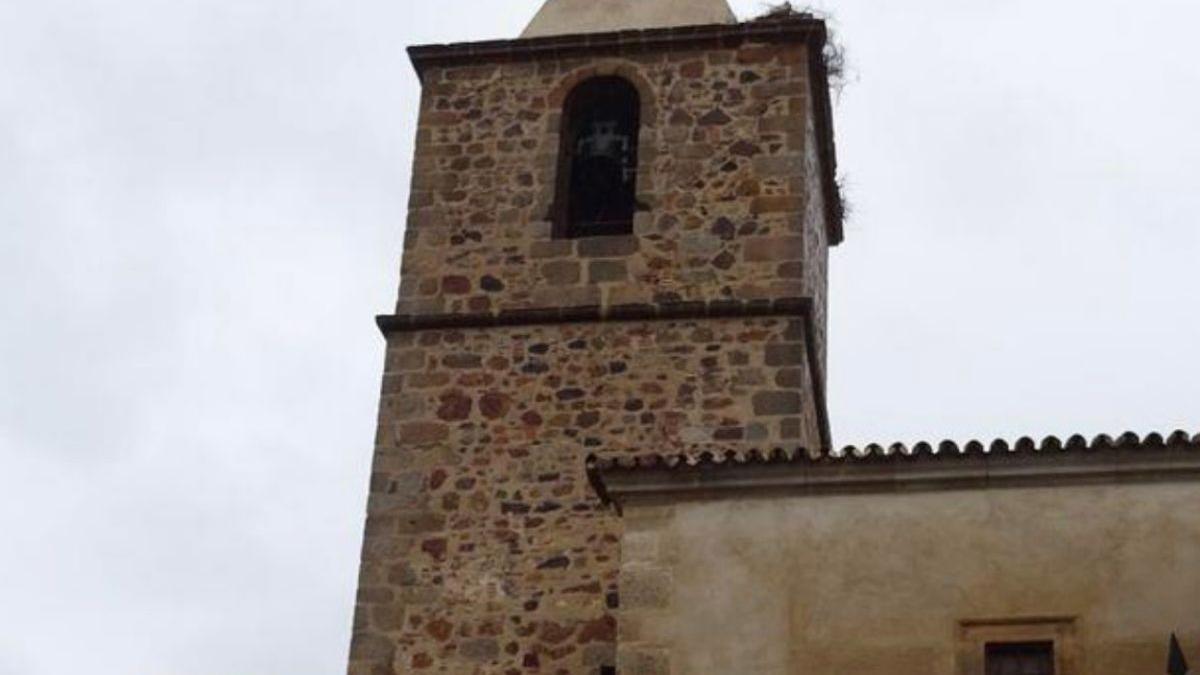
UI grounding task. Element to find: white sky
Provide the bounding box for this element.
[1,0,1198,672]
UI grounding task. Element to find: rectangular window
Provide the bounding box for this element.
[986,642,1055,675]
[958,617,1074,675]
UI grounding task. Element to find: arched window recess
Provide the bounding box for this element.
[552,76,642,239]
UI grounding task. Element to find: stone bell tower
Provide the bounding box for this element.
[348,0,843,672]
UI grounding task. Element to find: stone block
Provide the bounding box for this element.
[541,260,581,285]
[530,239,573,259]
[589,260,628,283]
[781,416,803,440]
[753,390,802,416]
[744,236,804,262]
[370,603,409,632]
[387,349,426,372]
[676,143,714,160]
[349,633,395,663]
[776,367,806,388]
[751,195,802,215]
[530,284,600,307]
[396,422,449,445]
[442,354,482,369]
[765,343,804,367]
[459,638,500,661]
[578,235,639,258]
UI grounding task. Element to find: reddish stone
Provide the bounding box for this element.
[412,653,433,669]
[738,178,762,197]
[442,275,471,294]
[777,261,803,278]
[679,60,705,78]
[538,621,574,645]
[545,644,577,660]
[429,469,448,490]
[577,616,616,644]
[436,390,473,421]
[398,422,449,445]
[737,45,779,64]
[426,619,453,642]
[455,372,493,387]
[744,236,803,262]
[421,538,447,561]
[479,391,512,419]
[751,195,802,215]
[521,411,544,427]
[668,109,694,126]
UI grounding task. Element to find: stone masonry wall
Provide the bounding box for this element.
[349,34,833,675]
[349,316,819,674]
[397,41,827,319]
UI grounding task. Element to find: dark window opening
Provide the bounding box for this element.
[599,667,616,675]
[555,76,641,239]
[986,642,1055,675]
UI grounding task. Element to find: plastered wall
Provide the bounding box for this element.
[619,481,1200,674]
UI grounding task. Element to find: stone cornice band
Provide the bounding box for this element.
[376,297,833,452]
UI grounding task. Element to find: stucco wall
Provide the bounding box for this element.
[618,481,1200,674]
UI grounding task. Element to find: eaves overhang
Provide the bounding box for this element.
[588,431,1200,511]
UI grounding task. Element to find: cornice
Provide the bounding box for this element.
[589,431,1200,509]
[376,296,832,451]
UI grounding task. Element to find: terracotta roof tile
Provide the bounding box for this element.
[588,430,1200,474]
[587,430,1200,505]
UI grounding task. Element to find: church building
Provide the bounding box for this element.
[348,1,1200,673]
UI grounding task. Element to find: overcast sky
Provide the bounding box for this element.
[2,0,1198,673]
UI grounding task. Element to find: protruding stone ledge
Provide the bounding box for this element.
[408,17,828,77]
[375,296,832,452]
[375,297,811,334]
